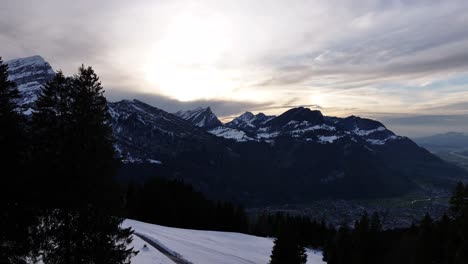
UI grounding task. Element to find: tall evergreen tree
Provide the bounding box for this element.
[32,66,136,263]
[352,213,370,264]
[269,232,307,264]
[68,65,118,208]
[0,57,36,263]
[31,71,72,207]
[0,56,24,197]
[415,213,435,264]
[449,182,466,217]
[65,65,134,263]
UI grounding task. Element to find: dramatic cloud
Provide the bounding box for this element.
[1,0,468,136]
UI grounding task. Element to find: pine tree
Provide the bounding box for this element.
[32,65,136,263]
[0,57,36,263]
[352,213,370,264]
[370,212,382,233]
[0,56,24,196]
[68,65,135,263]
[415,213,435,264]
[368,212,382,264]
[449,182,466,217]
[325,225,352,264]
[31,71,72,207]
[68,65,118,208]
[269,232,307,264]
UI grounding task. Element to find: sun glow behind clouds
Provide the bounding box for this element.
[142,13,241,101]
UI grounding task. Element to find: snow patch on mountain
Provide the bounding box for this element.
[288,124,336,136]
[209,127,254,142]
[318,135,342,144]
[366,135,400,145]
[352,126,386,136]
[257,131,280,139]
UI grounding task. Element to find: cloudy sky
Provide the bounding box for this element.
[2,0,468,136]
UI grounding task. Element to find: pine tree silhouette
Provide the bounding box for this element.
[0,57,35,263]
[32,65,136,263]
[269,231,307,264]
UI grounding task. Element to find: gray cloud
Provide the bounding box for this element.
[2,0,468,136]
[106,89,272,117]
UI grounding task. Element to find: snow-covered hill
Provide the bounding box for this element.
[125,219,325,264]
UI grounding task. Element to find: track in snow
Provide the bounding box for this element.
[124,219,325,264]
[134,232,193,264]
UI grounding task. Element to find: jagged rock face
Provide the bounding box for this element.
[6,55,55,113]
[175,107,222,129]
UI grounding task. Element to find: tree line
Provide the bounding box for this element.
[263,182,468,264]
[123,177,249,233]
[322,182,468,264]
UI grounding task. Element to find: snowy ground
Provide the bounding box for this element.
[125,219,325,264]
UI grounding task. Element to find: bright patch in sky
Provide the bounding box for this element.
[143,13,240,101]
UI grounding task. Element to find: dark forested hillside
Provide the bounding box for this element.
[123,176,249,233]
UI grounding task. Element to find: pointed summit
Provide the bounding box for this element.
[5,55,55,113]
[175,107,222,129]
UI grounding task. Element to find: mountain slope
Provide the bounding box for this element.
[108,99,219,164]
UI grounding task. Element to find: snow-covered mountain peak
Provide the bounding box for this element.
[175,107,222,129]
[6,55,50,71]
[6,55,55,113]
[238,111,255,120]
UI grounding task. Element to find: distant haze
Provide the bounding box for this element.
[2,0,468,137]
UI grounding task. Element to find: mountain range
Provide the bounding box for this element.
[7,55,468,205]
[414,132,468,153]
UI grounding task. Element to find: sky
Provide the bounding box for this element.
[2,0,468,137]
